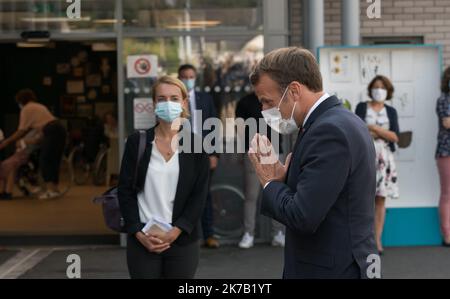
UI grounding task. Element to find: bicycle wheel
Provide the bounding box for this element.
[68,145,90,185]
[210,184,245,239]
[93,149,107,186]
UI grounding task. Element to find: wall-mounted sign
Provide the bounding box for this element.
[127,55,158,78]
[133,98,155,130]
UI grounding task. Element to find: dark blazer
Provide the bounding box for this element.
[117,125,210,245]
[262,96,378,279]
[192,91,219,157]
[355,102,400,152]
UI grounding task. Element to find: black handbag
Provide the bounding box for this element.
[93,131,146,233]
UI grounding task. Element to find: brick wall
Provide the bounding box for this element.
[289,0,450,66]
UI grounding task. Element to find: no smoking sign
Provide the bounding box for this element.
[127,55,158,78]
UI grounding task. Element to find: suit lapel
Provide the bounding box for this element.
[136,127,155,190]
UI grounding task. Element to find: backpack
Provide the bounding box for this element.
[93,131,146,233]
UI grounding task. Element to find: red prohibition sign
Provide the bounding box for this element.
[134,58,151,75]
[134,103,153,113]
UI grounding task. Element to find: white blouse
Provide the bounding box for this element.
[366,106,390,130]
[137,141,179,225]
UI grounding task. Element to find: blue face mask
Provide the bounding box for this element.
[155,101,183,123]
[182,79,196,91]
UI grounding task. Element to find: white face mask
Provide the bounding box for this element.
[261,86,299,135]
[371,88,387,102]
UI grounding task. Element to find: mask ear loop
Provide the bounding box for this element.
[277,86,290,111]
[290,102,297,119]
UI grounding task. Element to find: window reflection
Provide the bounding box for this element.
[0,0,116,33]
[123,0,263,31]
[0,0,263,33]
[123,34,263,132]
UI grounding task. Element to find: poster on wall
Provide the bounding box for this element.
[392,84,415,117]
[43,76,52,86]
[87,89,98,100]
[73,67,84,77]
[330,52,352,82]
[392,50,414,82]
[67,80,84,94]
[127,55,158,78]
[360,52,390,84]
[319,46,442,211]
[102,85,111,94]
[56,63,71,74]
[86,74,102,87]
[134,98,155,130]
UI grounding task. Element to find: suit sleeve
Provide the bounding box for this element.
[173,152,210,234]
[261,123,351,235]
[117,133,144,234]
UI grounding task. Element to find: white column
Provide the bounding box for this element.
[263,0,289,53]
[115,0,127,248]
[302,0,309,49]
[307,0,324,56]
[342,0,360,46]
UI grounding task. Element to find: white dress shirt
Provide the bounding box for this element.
[263,92,330,189]
[137,141,179,225]
[302,92,330,127]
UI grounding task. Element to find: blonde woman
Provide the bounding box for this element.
[118,76,209,279]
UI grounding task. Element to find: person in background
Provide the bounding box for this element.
[435,66,450,247]
[103,111,118,139]
[0,89,67,199]
[235,92,285,249]
[118,76,209,279]
[178,64,220,249]
[0,129,40,200]
[355,75,400,254]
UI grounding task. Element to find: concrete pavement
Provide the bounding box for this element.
[1,244,449,279]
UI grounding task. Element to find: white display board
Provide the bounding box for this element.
[319,46,442,208]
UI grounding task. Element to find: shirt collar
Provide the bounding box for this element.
[302,92,330,127]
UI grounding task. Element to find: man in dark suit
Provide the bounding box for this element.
[178,64,220,249]
[248,47,378,279]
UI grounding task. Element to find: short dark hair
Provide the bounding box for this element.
[367,75,395,100]
[441,66,450,94]
[250,47,323,92]
[178,64,197,75]
[16,89,37,105]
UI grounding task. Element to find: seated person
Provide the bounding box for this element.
[0,130,41,200]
